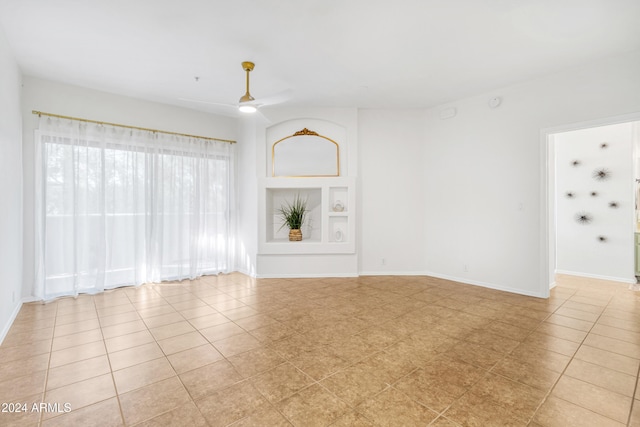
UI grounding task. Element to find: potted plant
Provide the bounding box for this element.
[277,194,307,241]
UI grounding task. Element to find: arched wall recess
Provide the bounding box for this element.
[272,128,340,177]
[258,117,356,266]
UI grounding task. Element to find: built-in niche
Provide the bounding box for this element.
[260,179,355,252]
[259,119,355,256]
[329,187,348,213]
[265,187,322,242]
[272,128,339,177]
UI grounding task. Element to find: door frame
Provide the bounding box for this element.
[540,112,640,297]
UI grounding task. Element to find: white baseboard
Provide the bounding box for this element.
[0,301,23,346]
[421,271,546,298]
[358,270,431,276]
[555,270,636,284]
[249,269,549,298]
[359,270,546,298]
[235,269,549,298]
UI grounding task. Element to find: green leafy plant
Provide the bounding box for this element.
[277,194,307,230]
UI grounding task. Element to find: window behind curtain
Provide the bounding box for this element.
[35,118,234,300]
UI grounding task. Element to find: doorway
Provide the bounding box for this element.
[542,114,640,296]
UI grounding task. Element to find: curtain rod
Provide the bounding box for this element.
[32,110,236,144]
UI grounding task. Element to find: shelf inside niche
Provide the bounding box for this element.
[329,186,348,213]
[268,236,322,244]
[258,176,356,255]
[266,187,322,243]
[329,216,348,243]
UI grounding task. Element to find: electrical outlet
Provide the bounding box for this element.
[381,258,386,266]
[12,291,15,302]
[464,264,469,272]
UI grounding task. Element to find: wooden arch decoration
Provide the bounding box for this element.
[272,128,340,177]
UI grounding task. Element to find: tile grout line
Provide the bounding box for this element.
[161,285,225,427]
[50,292,134,425]
[432,289,579,425]
[208,283,331,426]
[218,303,404,425]
[528,290,630,426]
[347,300,517,425]
[627,356,640,427]
[40,295,104,425]
[6,275,636,427]
[38,299,59,427]
[37,284,344,422]
[520,287,582,426]
[127,284,198,426]
[151,281,286,426]
[625,280,640,427]
[427,316,541,425]
[109,290,134,427]
[404,296,556,425]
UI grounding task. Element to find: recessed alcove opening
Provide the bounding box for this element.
[329,216,348,243]
[265,187,322,242]
[329,186,348,213]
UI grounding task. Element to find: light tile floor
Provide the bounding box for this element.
[0,273,639,426]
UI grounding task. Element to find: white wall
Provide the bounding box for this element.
[356,50,640,297]
[0,26,23,343]
[260,108,359,178]
[255,108,359,277]
[14,50,640,302]
[358,109,427,274]
[419,50,640,296]
[21,76,238,298]
[235,114,259,276]
[554,122,636,282]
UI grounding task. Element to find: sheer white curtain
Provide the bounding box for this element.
[34,116,234,300]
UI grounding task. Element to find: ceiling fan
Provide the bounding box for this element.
[180,61,291,115]
[238,61,257,113]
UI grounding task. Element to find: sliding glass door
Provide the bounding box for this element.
[34,117,234,300]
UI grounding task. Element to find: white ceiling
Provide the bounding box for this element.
[1,0,639,116]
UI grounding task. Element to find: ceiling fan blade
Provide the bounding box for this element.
[258,89,293,107]
[181,62,290,115]
[178,97,236,108]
